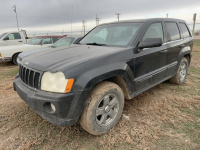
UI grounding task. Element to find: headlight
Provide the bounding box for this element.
[0,53,2,57]
[41,72,74,93]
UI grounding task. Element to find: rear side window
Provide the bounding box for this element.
[165,22,180,41]
[42,38,52,44]
[179,23,191,38]
[143,22,163,42]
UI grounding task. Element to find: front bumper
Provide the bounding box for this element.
[0,57,11,61]
[0,57,4,61]
[13,76,89,127]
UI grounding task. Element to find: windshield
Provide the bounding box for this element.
[27,38,42,45]
[0,33,7,39]
[51,37,75,47]
[80,23,143,46]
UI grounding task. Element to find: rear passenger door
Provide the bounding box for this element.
[134,22,168,92]
[179,22,193,53]
[164,22,185,77]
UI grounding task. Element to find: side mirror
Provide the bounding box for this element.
[25,37,29,39]
[138,38,162,50]
[3,37,9,40]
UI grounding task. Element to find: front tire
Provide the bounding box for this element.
[79,81,124,135]
[169,57,188,84]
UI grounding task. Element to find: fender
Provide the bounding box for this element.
[68,62,135,120]
[172,46,192,77]
[74,62,134,93]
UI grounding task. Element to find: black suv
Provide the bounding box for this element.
[14,18,193,135]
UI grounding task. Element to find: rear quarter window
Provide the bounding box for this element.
[179,23,191,38]
[165,22,180,41]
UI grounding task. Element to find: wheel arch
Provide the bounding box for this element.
[12,52,22,60]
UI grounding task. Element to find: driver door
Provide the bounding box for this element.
[134,22,168,92]
[3,33,23,46]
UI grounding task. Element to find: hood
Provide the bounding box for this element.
[18,47,51,59]
[22,44,123,72]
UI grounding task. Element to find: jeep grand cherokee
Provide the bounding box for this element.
[13,18,193,135]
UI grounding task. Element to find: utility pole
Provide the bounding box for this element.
[192,13,197,35]
[166,14,168,18]
[12,5,19,31]
[115,13,121,21]
[95,15,101,26]
[71,6,73,37]
[82,20,86,35]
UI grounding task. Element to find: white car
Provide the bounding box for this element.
[17,37,82,65]
[0,31,29,46]
[0,35,65,64]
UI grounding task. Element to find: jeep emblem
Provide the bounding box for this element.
[24,62,29,66]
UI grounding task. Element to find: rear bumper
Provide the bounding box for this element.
[13,75,90,127]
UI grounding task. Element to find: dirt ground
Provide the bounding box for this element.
[0,40,200,150]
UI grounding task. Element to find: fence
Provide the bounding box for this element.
[27,30,89,38]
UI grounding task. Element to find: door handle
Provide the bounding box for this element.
[179,45,185,48]
[159,50,168,54]
[18,41,23,42]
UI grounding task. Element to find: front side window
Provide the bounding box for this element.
[42,38,52,45]
[6,33,21,40]
[80,23,143,46]
[179,23,191,38]
[51,37,74,47]
[166,22,180,41]
[27,38,42,45]
[143,22,163,42]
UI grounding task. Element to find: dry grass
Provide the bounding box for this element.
[0,40,200,150]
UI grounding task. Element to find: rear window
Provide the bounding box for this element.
[165,22,180,41]
[179,23,191,38]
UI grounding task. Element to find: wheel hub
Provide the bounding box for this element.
[96,94,119,126]
[104,106,110,113]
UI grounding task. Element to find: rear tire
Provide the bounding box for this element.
[12,53,20,65]
[79,81,124,135]
[169,57,188,84]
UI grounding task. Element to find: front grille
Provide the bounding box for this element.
[19,65,41,89]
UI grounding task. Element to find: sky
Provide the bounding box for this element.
[0,0,200,35]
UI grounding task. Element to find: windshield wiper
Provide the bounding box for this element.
[86,42,107,46]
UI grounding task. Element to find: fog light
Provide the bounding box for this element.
[51,103,56,112]
[44,102,56,114]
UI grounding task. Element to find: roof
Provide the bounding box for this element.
[35,35,66,38]
[101,18,186,25]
